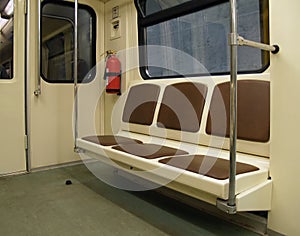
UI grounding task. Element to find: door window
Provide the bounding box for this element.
[41,1,96,83]
[0,0,13,79]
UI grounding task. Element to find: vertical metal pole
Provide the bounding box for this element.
[25,0,33,172]
[74,0,79,150]
[34,0,41,96]
[228,0,238,207]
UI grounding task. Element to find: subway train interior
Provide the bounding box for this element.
[0,0,299,235]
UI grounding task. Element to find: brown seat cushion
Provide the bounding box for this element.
[112,143,188,159]
[157,82,207,132]
[82,135,142,146]
[122,84,160,125]
[159,155,259,180]
[206,80,270,142]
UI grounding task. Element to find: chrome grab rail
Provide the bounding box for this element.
[74,0,79,151]
[34,0,41,96]
[217,0,239,214]
[228,0,238,211]
[217,0,279,214]
[238,36,280,54]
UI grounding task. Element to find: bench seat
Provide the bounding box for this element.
[77,130,270,204]
[112,143,188,159]
[76,78,272,212]
[82,135,142,146]
[159,155,259,180]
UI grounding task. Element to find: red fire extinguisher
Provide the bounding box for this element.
[104,50,121,95]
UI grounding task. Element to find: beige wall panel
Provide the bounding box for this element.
[30,85,80,168]
[104,0,140,134]
[268,0,300,234]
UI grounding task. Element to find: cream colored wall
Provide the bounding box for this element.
[103,0,139,134]
[27,0,104,168]
[268,0,300,235]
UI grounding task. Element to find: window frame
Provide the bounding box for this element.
[40,0,97,83]
[135,0,270,79]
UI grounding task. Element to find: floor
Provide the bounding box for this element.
[0,162,259,236]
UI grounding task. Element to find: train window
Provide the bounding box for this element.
[136,0,269,78]
[0,0,14,79]
[41,1,96,83]
[137,0,192,16]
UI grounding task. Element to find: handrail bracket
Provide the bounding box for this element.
[228,32,239,46]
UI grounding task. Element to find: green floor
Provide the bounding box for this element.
[0,162,259,236]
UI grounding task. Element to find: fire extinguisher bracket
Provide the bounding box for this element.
[104,51,122,95]
[105,72,121,76]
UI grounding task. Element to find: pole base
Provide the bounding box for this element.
[74,147,85,153]
[216,199,237,214]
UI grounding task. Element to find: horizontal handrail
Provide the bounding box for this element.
[238,36,280,54]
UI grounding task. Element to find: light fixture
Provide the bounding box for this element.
[0,0,13,31]
[4,0,14,16]
[0,18,8,29]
